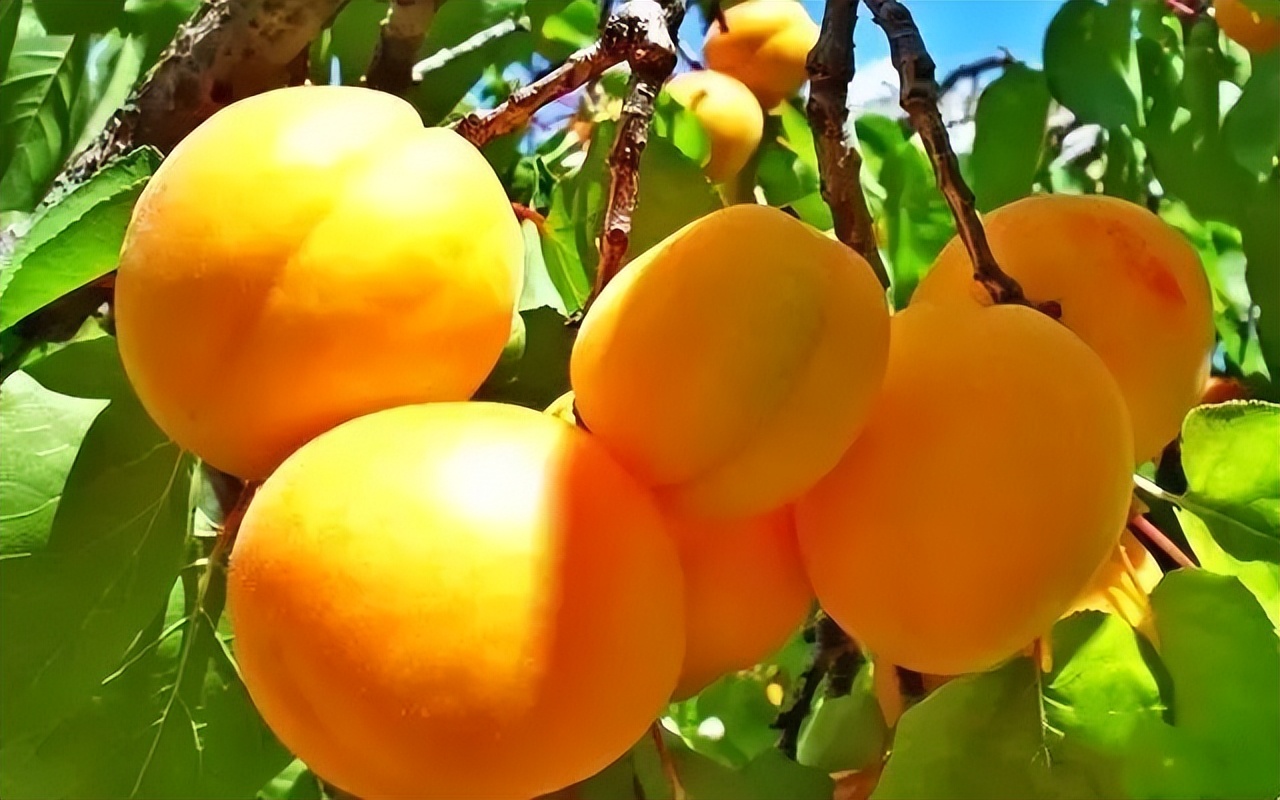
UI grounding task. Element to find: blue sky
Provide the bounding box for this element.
[682,0,1067,75]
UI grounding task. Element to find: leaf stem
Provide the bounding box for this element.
[1129,513,1198,570]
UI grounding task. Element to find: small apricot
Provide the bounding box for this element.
[703,0,821,109]
[115,85,524,478]
[571,204,890,518]
[227,402,684,799]
[912,194,1213,462]
[796,302,1134,676]
[665,70,765,182]
[670,504,812,699]
[1215,0,1280,53]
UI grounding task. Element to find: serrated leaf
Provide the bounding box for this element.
[874,613,1165,799]
[0,337,193,755]
[1125,571,1280,799]
[1182,402,1279,532]
[969,64,1051,212]
[0,147,160,331]
[1044,0,1143,130]
[0,22,90,212]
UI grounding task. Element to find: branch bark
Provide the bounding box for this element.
[773,611,862,758]
[364,0,444,96]
[805,0,890,289]
[63,0,348,184]
[862,0,1036,309]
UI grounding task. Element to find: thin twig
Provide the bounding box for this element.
[650,723,687,800]
[805,0,890,289]
[364,0,443,96]
[412,17,526,83]
[773,612,862,758]
[1129,515,1198,570]
[862,0,1035,310]
[936,51,1015,96]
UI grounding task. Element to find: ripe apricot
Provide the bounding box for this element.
[571,204,890,519]
[912,194,1213,462]
[796,302,1134,676]
[670,505,812,699]
[703,0,820,109]
[226,402,684,799]
[1215,0,1280,52]
[665,70,765,182]
[115,85,524,479]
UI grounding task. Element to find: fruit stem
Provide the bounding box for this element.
[861,0,1041,312]
[1129,514,1198,570]
[805,0,892,290]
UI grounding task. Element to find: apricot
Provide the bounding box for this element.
[670,504,813,699]
[703,0,821,109]
[1068,529,1162,628]
[796,302,1134,676]
[544,389,578,425]
[665,70,764,183]
[571,204,890,519]
[115,85,523,479]
[1215,0,1280,53]
[912,194,1213,462]
[226,402,684,799]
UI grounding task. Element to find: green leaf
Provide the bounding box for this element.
[756,104,824,224]
[258,760,324,800]
[0,336,194,755]
[1242,174,1280,380]
[796,662,887,774]
[668,671,782,768]
[665,731,834,800]
[473,305,573,410]
[33,0,126,34]
[969,64,1051,212]
[0,147,160,332]
[116,0,200,74]
[309,0,386,86]
[653,91,712,169]
[0,0,21,81]
[1223,50,1280,175]
[1177,510,1280,628]
[874,613,1165,799]
[529,0,598,62]
[0,17,90,212]
[517,218,567,315]
[1101,127,1146,203]
[1044,0,1143,130]
[542,180,592,313]
[1181,401,1280,535]
[410,0,532,125]
[0,370,106,557]
[1125,571,1280,799]
[73,31,147,155]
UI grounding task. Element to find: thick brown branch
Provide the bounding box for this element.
[63,0,345,184]
[805,0,890,289]
[364,0,443,96]
[862,0,1032,308]
[773,612,862,758]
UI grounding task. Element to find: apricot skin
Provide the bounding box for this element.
[703,1,820,109]
[115,86,523,479]
[226,402,684,799]
[912,194,1213,462]
[670,505,812,700]
[1215,0,1280,53]
[571,204,890,519]
[796,302,1134,676]
[665,70,764,183]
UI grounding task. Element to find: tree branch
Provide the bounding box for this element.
[364,0,444,96]
[805,0,890,290]
[936,51,1015,96]
[862,0,1036,310]
[63,0,347,184]
[412,17,526,83]
[773,611,862,758]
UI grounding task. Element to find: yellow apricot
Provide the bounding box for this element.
[115,85,523,479]
[543,389,578,425]
[703,0,820,109]
[665,70,765,182]
[796,302,1134,676]
[1216,0,1280,53]
[670,504,813,699]
[571,204,890,519]
[912,194,1213,462]
[227,402,684,799]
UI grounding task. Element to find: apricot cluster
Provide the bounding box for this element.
[114,76,1214,799]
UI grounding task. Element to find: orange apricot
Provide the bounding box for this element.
[571,204,890,519]
[703,0,821,109]
[912,194,1213,462]
[796,302,1134,676]
[1215,0,1280,53]
[227,402,684,799]
[665,70,765,182]
[115,85,523,479]
[670,504,813,699]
